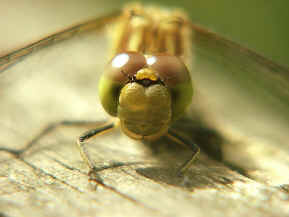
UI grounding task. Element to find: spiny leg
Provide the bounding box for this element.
[0,120,109,158]
[167,128,200,176]
[77,122,116,180]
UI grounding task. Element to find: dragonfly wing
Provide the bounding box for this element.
[0,15,116,149]
[173,23,289,183]
[0,10,120,72]
[187,23,289,145]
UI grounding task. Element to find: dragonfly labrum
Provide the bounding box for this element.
[1,3,289,179]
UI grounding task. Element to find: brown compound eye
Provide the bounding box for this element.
[145,54,191,87]
[145,54,193,122]
[105,52,147,84]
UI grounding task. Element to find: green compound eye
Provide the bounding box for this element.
[98,52,193,140]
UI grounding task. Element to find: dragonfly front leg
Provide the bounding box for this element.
[167,128,200,176]
[77,122,116,180]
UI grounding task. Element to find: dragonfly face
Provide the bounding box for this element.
[98,52,193,140]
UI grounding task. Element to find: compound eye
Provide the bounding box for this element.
[146,54,191,87]
[145,54,193,121]
[106,52,147,84]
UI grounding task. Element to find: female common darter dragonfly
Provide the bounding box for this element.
[0,3,288,179]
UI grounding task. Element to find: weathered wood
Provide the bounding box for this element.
[0,1,288,217]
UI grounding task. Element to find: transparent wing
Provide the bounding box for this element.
[188,23,289,147]
[0,10,120,72]
[174,23,289,183]
[0,10,120,150]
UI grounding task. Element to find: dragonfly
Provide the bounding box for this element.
[1,3,289,179]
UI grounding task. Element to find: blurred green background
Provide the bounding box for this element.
[116,0,289,67]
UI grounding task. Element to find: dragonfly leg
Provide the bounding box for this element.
[167,128,200,176]
[0,120,108,158]
[77,122,116,179]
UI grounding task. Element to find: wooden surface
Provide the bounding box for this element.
[0,1,289,217]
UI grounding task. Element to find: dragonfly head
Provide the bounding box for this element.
[98,52,193,140]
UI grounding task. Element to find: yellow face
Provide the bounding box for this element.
[118,77,172,140]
